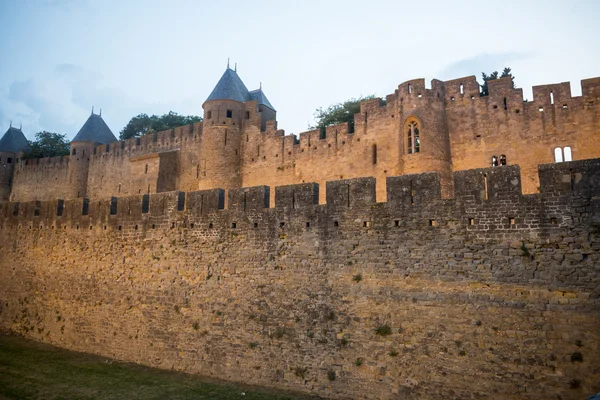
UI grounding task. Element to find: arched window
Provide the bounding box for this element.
[554,147,563,163]
[500,154,506,166]
[407,121,420,154]
[554,146,573,163]
[491,155,498,167]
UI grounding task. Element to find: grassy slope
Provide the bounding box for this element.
[0,333,321,400]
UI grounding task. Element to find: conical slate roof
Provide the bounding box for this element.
[71,113,117,144]
[205,67,276,111]
[205,68,251,103]
[0,126,29,153]
[249,89,276,111]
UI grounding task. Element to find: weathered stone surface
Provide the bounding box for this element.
[1,160,600,399]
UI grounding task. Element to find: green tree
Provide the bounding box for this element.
[481,67,515,96]
[22,131,70,159]
[310,95,375,135]
[119,111,203,140]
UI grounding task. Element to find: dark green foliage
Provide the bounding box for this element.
[310,95,375,133]
[119,111,202,140]
[375,324,392,336]
[521,242,530,257]
[354,357,364,366]
[327,369,336,381]
[352,274,362,283]
[388,349,399,357]
[22,131,70,159]
[480,67,515,96]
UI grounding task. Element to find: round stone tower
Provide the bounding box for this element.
[68,111,117,199]
[200,67,248,191]
[0,123,29,201]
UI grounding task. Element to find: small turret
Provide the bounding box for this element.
[67,110,116,198]
[200,66,276,192]
[0,123,29,200]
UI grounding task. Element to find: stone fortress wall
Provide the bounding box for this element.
[1,158,599,399]
[5,74,600,205]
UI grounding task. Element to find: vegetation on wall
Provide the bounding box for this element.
[481,67,515,96]
[22,131,70,159]
[119,111,203,140]
[310,95,375,133]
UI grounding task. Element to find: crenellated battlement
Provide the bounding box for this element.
[2,159,598,233]
[3,71,600,207]
[91,122,203,161]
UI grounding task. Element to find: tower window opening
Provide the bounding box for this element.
[408,83,412,94]
[82,198,89,215]
[110,197,118,215]
[407,121,420,154]
[503,97,507,110]
[72,148,76,155]
[207,111,212,119]
[491,155,498,167]
[145,164,148,174]
[372,144,377,165]
[500,154,507,166]
[245,111,250,119]
[142,194,149,214]
[459,83,464,95]
[550,91,554,105]
[226,110,232,118]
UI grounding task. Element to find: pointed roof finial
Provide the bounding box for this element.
[260,81,262,90]
[235,63,237,72]
[19,123,22,130]
[99,108,102,117]
[9,120,12,128]
[227,58,230,69]
[92,106,94,115]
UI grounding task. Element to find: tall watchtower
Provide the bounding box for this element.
[201,65,275,191]
[68,110,117,199]
[0,124,29,200]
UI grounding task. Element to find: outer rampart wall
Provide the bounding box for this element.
[1,160,599,399]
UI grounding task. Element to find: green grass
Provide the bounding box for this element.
[0,332,321,400]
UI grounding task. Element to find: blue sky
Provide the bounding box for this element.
[0,0,598,140]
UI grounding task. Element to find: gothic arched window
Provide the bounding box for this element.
[407,121,420,154]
